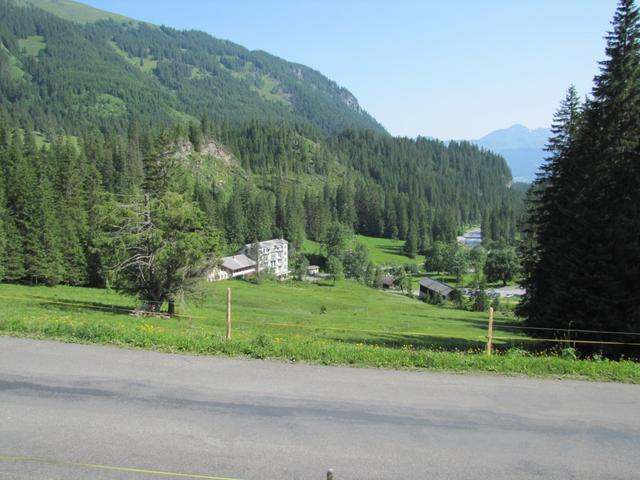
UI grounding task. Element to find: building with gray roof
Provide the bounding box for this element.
[418,276,456,300]
[207,239,289,281]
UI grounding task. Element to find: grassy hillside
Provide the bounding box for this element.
[1,281,637,382]
[354,235,425,266]
[302,235,425,266]
[1,280,518,350]
[21,0,135,24]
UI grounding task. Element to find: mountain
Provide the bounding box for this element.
[0,0,385,135]
[472,124,551,182]
[0,0,523,289]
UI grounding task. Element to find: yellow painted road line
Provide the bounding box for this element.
[0,455,242,480]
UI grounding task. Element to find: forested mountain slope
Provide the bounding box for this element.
[0,0,521,288]
[0,0,384,134]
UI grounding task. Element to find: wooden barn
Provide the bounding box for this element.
[418,276,456,300]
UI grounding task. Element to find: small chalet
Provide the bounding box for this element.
[418,276,456,300]
[382,274,395,289]
[306,265,320,276]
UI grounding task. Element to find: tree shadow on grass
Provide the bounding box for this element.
[329,331,538,352]
[26,295,135,317]
[376,244,404,255]
[398,312,523,331]
[327,331,487,351]
[375,244,421,262]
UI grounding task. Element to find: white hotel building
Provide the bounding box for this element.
[207,239,289,281]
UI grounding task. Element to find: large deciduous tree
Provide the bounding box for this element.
[485,244,519,286]
[96,131,221,314]
[96,191,221,314]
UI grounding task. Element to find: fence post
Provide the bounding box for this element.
[327,468,334,480]
[226,287,232,340]
[486,306,494,355]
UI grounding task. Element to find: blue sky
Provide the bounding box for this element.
[84,0,618,139]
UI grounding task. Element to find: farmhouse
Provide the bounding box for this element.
[418,276,456,300]
[207,254,256,281]
[382,274,395,289]
[208,239,289,281]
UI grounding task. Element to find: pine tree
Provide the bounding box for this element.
[225,189,248,246]
[2,216,23,282]
[274,179,287,238]
[403,221,418,258]
[336,180,356,228]
[283,186,306,248]
[588,0,640,331]
[200,112,211,139]
[518,86,582,327]
[83,145,105,287]
[54,141,90,284]
[520,0,640,338]
[564,0,640,334]
[188,121,202,152]
[0,174,6,280]
[31,171,64,284]
[142,130,175,199]
[126,121,144,191]
[5,133,34,282]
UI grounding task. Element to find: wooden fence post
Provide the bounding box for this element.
[226,287,232,340]
[486,306,494,355]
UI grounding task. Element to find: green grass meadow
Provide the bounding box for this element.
[1,280,638,383]
[354,235,425,266]
[301,235,425,266]
[17,35,46,57]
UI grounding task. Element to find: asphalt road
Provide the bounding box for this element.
[1,337,639,480]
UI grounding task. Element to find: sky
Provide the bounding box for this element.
[84,0,619,140]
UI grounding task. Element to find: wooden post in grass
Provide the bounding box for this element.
[486,306,494,355]
[226,287,232,340]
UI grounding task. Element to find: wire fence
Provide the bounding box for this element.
[488,335,640,347]
[488,322,640,347]
[2,292,640,350]
[490,323,640,337]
